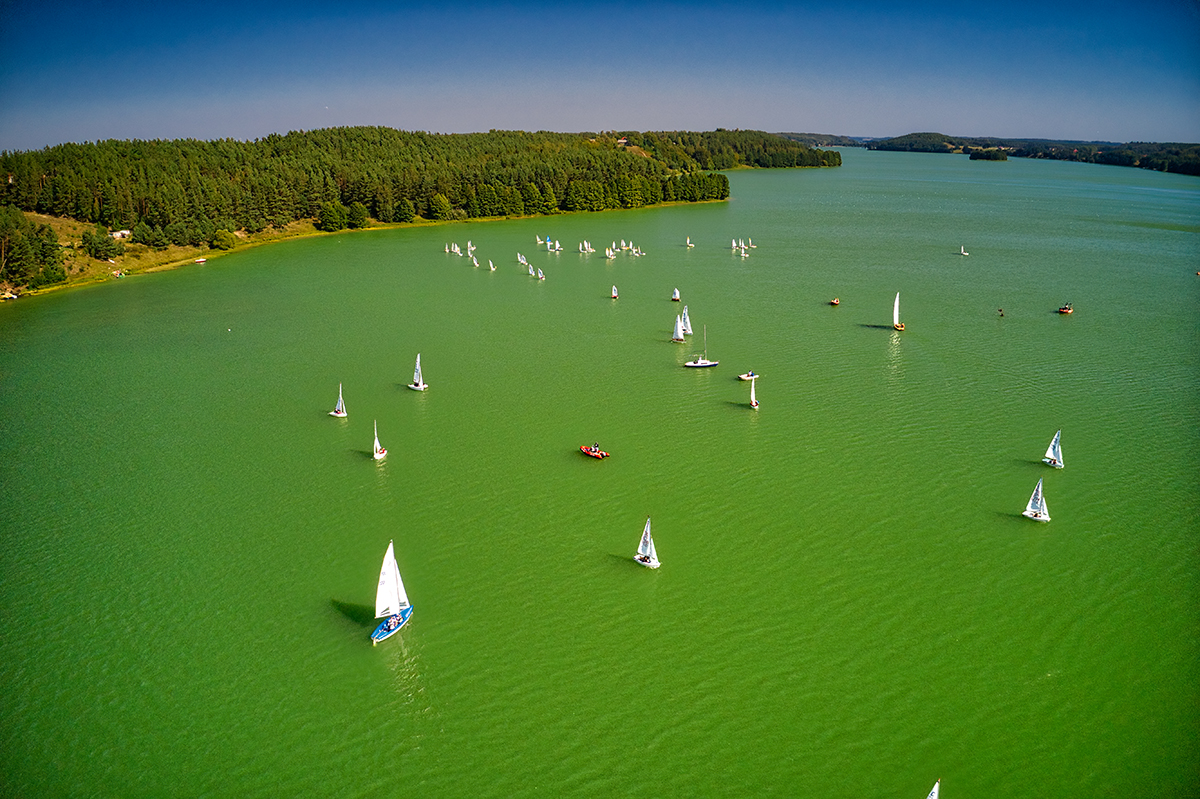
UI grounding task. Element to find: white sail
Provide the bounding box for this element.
[1022,478,1050,521]
[375,540,410,618]
[528,263,535,276]
[373,420,386,460]
[686,236,694,247]
[636,517,659,567]
[612,285,618,299]
[925,779,940,799]
[893,292,902,327]
[489,259,495,271]
[681,306,693,335]
[672,288,680,301]
[750,376,758,408]
[537,269,545,280]
[410,353,427,390]
[330,383,347,417]
[672,315,685,342]
[1043,430,1063,468]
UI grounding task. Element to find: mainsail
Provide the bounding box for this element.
[638,518,657,563]
[375,540,410,619]
[1043,430,1063,468]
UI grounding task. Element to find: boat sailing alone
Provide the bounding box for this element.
[684,325,718,367]
[634,517,660,569]
[1022,478,1051,522]
[329,383,347,417]
[372,420,387,461]
[749,375,759,409]
[1042,429,1064,468]
[893,292,905,331]
[370,540,413,644]
[612,285,618,299]
[671,288,681,301]
[925,779,941,799]
[409,353,428,391]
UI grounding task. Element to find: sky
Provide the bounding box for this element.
[1,0,1197,151]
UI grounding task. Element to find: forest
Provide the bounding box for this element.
[869,132,1200,175]
[0,128,840,289]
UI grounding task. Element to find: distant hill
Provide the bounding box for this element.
[775,132,868,148]
[868,132,1200,176]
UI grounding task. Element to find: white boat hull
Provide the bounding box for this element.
[408,383,427,391]
[1022,509,1050,522]
[634,554,660,569]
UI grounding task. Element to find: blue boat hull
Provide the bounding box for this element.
[370,606,413,644]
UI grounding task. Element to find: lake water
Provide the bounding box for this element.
[2,148,1197,798]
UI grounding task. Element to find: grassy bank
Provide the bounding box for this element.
[16,200,725,298]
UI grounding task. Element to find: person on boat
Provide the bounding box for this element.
[998,308,1004,317]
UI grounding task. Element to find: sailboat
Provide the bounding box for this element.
[749,376,759,409]
[671,315,686,342]
[329,383,347,417]
[686,236,694,248]
[537,269,545,280]
[634,517,660,569]
[372,420,387,461]
[489,259,495,271]
[671,288,681,302]
[925,779,940,799]
[408,353,428,391]
[370,540,413,644]
[893,292,905,331]
[1042,429,1064,468]
[612,285,619,299]
[1022,478,1050,521]
[959,245,969,256]
[684,325,718,367]
[680,305,693,335]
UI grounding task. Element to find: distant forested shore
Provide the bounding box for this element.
[866,132,1200,176]
[0,127,839,291]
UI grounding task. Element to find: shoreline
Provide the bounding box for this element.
[14,198,727,300]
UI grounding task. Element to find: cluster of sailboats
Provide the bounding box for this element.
[731,237,756,258]
[327,354,430,642]
[1022,430,1064,522]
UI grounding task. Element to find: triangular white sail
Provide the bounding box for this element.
[612,285,618,299]
[1043,430,1063,468]
[375,540,410,618]
[893,292,901,327]
[1022,478,1050,521]
[373,420,386,460]
[925,779,940,799]
[681,305,693,335]
[409,353,427,391]
[672,288,680,301]
[672,315,685,342]
[750,376,758,408]
[330,383,347,417]
[636,517,659,568]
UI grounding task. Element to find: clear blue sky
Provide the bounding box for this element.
[1,0,1197,151]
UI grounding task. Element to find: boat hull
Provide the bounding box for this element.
[373,449,386,460]
[408,383,428,391]
[1021,510,1051,522]
[1042,458,1063,468]
[580,446,609,459]
[684,360,718,368]
[329,410,347,417]
[737,372,758,381]
[371,606,413,644]
[634,554,660,569]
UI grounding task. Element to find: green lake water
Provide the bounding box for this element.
[2,148,1198,797]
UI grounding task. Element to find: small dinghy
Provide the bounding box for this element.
[671,288,681,301]
[611,285,618,299]
[749,375,759,409]
[737,371,758,381]
[1022,478,1050,522]
[329,383,348,417]
[1042,429,1064,468]
[372,420,387,461]
[580,444,609,459]
[408,353,428,391]
[634,516,660,569]
[893,292,905,331]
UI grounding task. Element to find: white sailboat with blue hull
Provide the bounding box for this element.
[371,540,413,644]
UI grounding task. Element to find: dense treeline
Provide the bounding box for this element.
[615,129,841,170]
[0,128,837,254]
[869,132,1200,176]
[775,132,865,148]
[0,205,66,288]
